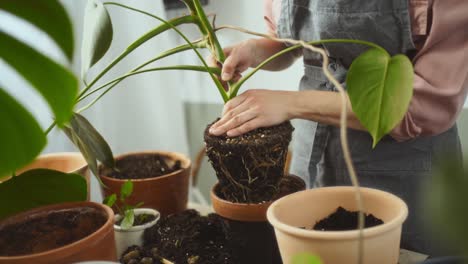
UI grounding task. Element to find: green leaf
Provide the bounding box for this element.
[0,88,46,177]
[120,180,133,201]
[121,209,134,230]
[63,125,99,177]
[424,158,468,256]
[0,0,74,61]
[70,113,115,169]
[103,193,117,207]
[0,169,87,219]
[292,253,322,264]
[0,31,78,126]
[346,48,413,147]
[81,0,113,79]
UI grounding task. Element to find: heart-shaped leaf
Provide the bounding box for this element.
[0,0,74,61]
[346,48,413,147]
[0,88,46,177]
[0,169,87,219]
[81,0,113,80]
[0,31,78,126]
[69,113,115,169]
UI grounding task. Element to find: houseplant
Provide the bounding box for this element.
[104,180,161,258]
[78,0,414,262]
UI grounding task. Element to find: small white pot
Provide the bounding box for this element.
[114,208,160,259]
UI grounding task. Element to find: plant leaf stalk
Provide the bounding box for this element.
[86,2,227,102]
[77,13,197,100]
[77,65,221,113]
[78,40,207,103]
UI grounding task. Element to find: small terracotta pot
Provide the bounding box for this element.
[99,151,191,216]
[0,202,116,264]
[1,152,90,200]
[267,186,408,264]
[211,175,306,222]
[114,208,160,258]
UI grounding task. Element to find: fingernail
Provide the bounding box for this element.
[222,73,231,81]
[209,127,217,134]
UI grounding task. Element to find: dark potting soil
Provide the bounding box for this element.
[313,206,384,231]
[204,120,294,203]
[0,207,107,256]
[102,154,181,180]
[120,245,164,264]
[116,213,156,226]
[141,209,238,264]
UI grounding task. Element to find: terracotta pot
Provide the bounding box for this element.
[99,151,191,216]
[0,202,116,264]
[1,152,90,200]
[267,186,409,264]
[211,175,305,264]
[114,208,160,258]
[211,175,306,222]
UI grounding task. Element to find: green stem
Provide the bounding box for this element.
[101,2,228,102]
[77,13,197,100]
[44,122,56,135]
[77,66,221,113]
[78,41,206,103]
[192,0,225,62]
[230,39,388,99]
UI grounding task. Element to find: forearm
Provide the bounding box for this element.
[288,90,365,131]
[249,38,300,71]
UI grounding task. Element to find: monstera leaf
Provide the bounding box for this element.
[346,48,414,147]
[0,0,77,176]
[0,169,87,219]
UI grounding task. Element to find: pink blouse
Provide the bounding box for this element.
[264,0,468,141]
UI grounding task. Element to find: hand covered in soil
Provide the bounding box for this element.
[209,89,295,137]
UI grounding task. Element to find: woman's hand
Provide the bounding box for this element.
[209,89,296,137]
[207,39,258,82]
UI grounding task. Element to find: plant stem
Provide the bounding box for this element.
[101,2,228,102]
[77,66,220,113]
[77,13,197,101]
[78,41,206,103]
[44,122,56,135]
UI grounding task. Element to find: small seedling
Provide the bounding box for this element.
[103,180,143,229]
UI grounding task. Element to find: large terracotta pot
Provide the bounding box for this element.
[0,202,116,264]
[267,186,408,264]
[211,175,306,264]
[1,152,90,200]
[99,151,191,216]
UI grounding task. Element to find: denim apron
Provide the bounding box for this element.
[277,0,463,255]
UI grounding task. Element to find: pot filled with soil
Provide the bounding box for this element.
[267,186,408,264]
[99,151,191,216]
[1,152,91,200]
[114,208,160,259]
[138,209,238,264]
[0,201,116,264]
[204,121,294,203]
[211,175,306,264]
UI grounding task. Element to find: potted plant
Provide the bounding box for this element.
[103,180,161,258]
[0,201,116,264]
[78,0,414,262]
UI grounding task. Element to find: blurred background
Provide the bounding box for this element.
[0,0,467,205]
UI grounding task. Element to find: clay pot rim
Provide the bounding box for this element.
[0,201,114,260]
[267,186,409,240]
[210,175,306,222]
[98,151,191,182]
[114,208,160,232]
